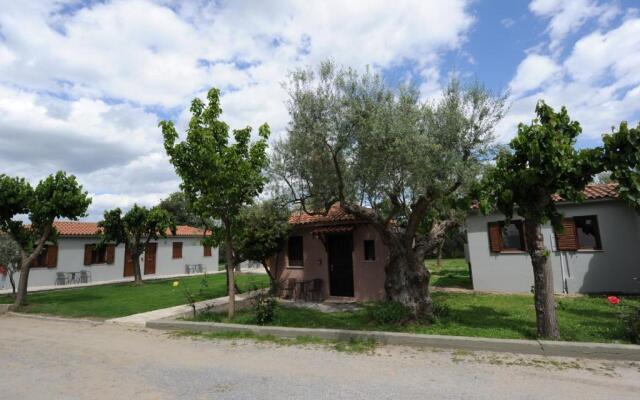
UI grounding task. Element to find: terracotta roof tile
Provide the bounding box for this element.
[289,203,358,226]
[52,221,207,237]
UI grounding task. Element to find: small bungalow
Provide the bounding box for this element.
[465,184,640,294]
[0,221,218,292]
[273,203,388,301]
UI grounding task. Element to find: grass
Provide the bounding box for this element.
[427,258,472,289]
[0,272,269,319]
[172,330,377,354]
[194,292,640,344]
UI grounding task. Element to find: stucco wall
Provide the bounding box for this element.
[275,224,387,301]
[4,236,218,290]
[466,200,640,294]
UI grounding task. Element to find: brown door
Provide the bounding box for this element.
[144,243,157,275]
[328,233,354,297]
[123,246,135,277]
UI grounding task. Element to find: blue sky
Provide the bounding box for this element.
[0,0,639,218]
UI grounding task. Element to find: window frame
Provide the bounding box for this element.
[203,245,212,257]
[287,235,304,267]
[500,220,526,252]
[90,245,107,265]
[363,240,376,261]
[173,242,183,259]
[573,215,602,250]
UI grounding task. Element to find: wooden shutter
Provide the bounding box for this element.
[173,242,183,259]
[84,244,93,265]
[555,218,578,251]
[106,244,115,264]
[203,246,212,257]
[46,245,58,268]
[488,222,503,253]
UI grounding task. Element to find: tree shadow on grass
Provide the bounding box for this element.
[440,305,537,339]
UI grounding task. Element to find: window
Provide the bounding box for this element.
[203,246,212,257]
[287,236,304,267]
[83,244,115,265]
[488,221,526,252]
[555,215,602,251]
[33,245,58,268]
[364,240,376,261]
[173,242,183,259]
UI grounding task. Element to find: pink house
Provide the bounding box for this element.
[273,203,388,301]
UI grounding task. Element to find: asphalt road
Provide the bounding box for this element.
[1,314,639,399]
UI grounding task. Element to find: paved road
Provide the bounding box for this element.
[1,314,639,400]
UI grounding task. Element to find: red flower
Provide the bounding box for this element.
[607,296,620,305]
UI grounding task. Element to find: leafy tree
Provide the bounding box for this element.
[0,234,22,296]
[161,88,270,318]
[236,198,291,286]
[0,171,91,307]
[98,204,175,284]
[272,62,505,320]
[158,191,206,227]
[478,102,605,339]
[602,121,640,209]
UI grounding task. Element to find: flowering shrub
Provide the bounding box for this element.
[606,295,640,344]
[252,291,277,325]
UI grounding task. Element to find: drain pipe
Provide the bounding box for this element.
[551,231,569,294]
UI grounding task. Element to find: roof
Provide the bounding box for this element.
[471,183,620,209]
[52,221,207,237]
[289,203,358,226]
[552,183,619,202]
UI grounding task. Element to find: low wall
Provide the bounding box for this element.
[146,319,640,361]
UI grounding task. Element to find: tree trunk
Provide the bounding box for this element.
[13,224,52,309]
[524,220,560,340]
[225,241,236,318]
[436,240,444,270]
[9,270,16,296]
[132,251,144,285]
[383,232,433,321]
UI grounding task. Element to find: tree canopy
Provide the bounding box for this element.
[98,204,175,284]
[158,191,206,227]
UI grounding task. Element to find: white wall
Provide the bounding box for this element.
[6,236,218,290]
[466,200,640,294]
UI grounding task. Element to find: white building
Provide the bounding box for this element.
[1,221,218,291]
[465,184,640,294]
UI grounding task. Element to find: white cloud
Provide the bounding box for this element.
[0,0,475,220]
[529,0,619,52]
[498,17,640,143]
[509,54,560,95]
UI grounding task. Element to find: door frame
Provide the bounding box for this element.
[327,233,355,297]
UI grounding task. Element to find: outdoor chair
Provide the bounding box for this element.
[79,270,90,284]
[279,278,296,299]
[55,272,67,286]
[304,279,324,302]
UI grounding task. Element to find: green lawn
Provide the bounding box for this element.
[195,292,640,344]
[0,273,269,319]
[427,258,472,289]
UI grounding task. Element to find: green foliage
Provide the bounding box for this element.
[479,101,600,228]
[0,234,22,269]
[0,171,91,253]
[236,198,291,267]
[623,306,640,344]
[160,87,270,249]
[273,62,505,230]
[602,122,640,210]
[98,204,175,253]
[364,301,411,325]
[252,291,277,325]
[157,191,206,227]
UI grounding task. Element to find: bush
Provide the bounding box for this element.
[364,301,411,325]
[252,292,277,325]
[624,306,640,344]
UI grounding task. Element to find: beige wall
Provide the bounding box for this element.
[275,224,387,301]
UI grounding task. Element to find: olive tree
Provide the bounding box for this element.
[98,204,175,285]
[0,171,91,307]
[272,62,505,320]
[161,88,270,318]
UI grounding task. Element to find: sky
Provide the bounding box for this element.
[0,0,639,220]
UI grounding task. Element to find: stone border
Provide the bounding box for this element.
[146,318,640,361]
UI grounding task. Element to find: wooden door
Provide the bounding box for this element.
[328,233,354,297]
[123,246,135,277]
[144,243,157,275]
